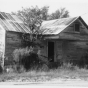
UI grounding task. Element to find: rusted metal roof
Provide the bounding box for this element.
[40,17,79,35]
[0,12,31,33]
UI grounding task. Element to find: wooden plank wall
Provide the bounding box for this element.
[5,31,24,65]
[56,40,88,65]
[59,18,88,40]
[55,40,63,62]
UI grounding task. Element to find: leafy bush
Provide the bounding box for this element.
[13,47,33,63]
[12,47,47,72]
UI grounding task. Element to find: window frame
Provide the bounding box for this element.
[74,23,80,32]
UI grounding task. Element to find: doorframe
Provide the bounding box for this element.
[47,40,56,62]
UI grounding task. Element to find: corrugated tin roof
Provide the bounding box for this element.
[0,12,31,33]
[40,17,79,35]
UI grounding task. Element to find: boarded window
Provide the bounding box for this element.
[74,23,80,32]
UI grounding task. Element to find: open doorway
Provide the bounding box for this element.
[48,42,54,62]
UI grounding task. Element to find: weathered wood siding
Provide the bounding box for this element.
[55,40,63,62]
[36,39,88,64]
[55,40,88,64]
[5,31,23,65]
[63,20,88,34]
[59,19,88,40]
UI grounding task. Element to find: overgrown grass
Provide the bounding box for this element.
[1,63,88,82]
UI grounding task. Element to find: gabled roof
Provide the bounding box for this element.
[0,12,31,33]
[40,16,88,35]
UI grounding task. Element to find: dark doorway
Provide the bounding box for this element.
[48,42,54,62]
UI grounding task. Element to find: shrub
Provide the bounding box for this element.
[13,47,33,63]
[12,47,46,71]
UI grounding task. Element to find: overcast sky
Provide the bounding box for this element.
[0,0,88,24]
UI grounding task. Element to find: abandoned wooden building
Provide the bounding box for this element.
[0,12,31,67]
[39,16,88,65]
[0,12,88,68]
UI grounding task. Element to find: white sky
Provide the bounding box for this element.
[0,0,88,24]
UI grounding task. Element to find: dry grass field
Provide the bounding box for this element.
[0,63,88,83]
